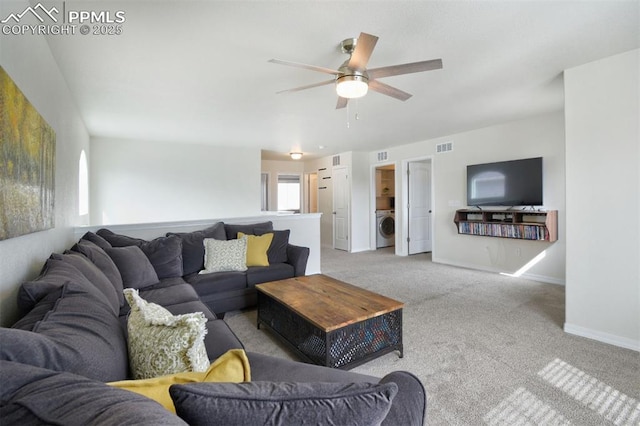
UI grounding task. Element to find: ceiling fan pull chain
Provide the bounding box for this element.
[355,99,360,121]
[346,102,350,128]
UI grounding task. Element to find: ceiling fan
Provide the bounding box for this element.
[269,32,442,109]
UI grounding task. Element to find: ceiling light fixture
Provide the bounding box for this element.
[290,152,303,160]
[336,74,368,99]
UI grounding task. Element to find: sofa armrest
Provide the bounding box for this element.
[286,244,310,276]
[379,371,427,426]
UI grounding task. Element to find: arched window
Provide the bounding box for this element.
[79,150,89,216]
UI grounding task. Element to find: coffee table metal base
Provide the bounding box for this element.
[257,293,403,370]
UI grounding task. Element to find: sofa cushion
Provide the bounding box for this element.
[246,263,295,286]
[256,228,290,264]
[238,232,273,267]
[246,351,378,383]
[201,237,248,273]
[17,257,119,317]
[97,229,184,279]
[168,222,226,276]
[139,234,184,279]
[186,271,248,296]
[124,289,209,379]
[0,360,187,426]
[1,282,129,382]
[79,231,112,250]
[139,283,201,308]
[11,292,59,331]
[224,221,273,240]
[97,228,146,246]
[72,239,124,304]
[169,381,398,426]
[51,251,121,313]
[106,246,160,289]
[203,320,245,360]
[108,349,250,413]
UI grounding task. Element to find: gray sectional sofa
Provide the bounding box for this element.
[96,221,310,315]
[0,221,426,425]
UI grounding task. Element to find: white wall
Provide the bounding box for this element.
[349,152,372,252]
[564,49,639,350]
[0,0,90,326]
[90,138,261,225]
[370,111,566,284]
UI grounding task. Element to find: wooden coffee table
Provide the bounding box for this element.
[256,274,403,370]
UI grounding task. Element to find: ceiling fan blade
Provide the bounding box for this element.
[347,32,379,71]
[368,80,412,101]
[336,96,348,109]
[276,79,335,94]
[268,58,339,75]
[368,59,443,79]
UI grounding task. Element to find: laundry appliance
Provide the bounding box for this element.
[376,210,395,248]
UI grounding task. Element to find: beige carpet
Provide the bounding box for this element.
[225,247,640,425]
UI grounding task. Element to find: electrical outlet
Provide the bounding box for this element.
[516,248,521,257]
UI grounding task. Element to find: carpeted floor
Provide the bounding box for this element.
[225,247,640,425]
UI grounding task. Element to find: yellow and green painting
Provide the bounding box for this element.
[1,66,55,240]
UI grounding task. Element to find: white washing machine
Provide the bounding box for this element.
[376,210,395,248]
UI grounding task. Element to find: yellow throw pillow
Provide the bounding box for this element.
[108,349,251,413]
[238,232,273,267]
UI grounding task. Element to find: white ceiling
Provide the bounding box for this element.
[44,1,639,161]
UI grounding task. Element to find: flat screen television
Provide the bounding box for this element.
[466,157,543,207]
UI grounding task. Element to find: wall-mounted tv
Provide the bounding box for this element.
[466,157,543,207]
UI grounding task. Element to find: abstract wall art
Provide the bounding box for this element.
[1,66,56,240]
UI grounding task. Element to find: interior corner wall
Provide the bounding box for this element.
[564,49,640,350]
[0,0,91,326]
[90,138,261,225]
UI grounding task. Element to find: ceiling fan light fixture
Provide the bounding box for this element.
[336,74,369,99]
[290,152,303,160]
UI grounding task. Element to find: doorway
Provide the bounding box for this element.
[374,164,396,249]
[407,159,433,255]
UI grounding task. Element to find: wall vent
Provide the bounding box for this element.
[376,151,388,162]
[332,155,341,166]
[436,141,453,153]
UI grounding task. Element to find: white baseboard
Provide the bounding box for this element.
[564,323,640,352]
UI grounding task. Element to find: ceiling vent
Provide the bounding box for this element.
[376,151,388,162]
[332,155,341,166]
[436,141,453,153]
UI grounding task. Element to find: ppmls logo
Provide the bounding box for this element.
[1,3,59,24]
[2,2,126,36]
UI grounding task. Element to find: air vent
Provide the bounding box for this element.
[376,151,388,162]
[436,141,453,153]
[332,155,341,166]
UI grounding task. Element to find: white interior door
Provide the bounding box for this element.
[333,167,349,251]
[408,160,432,254]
